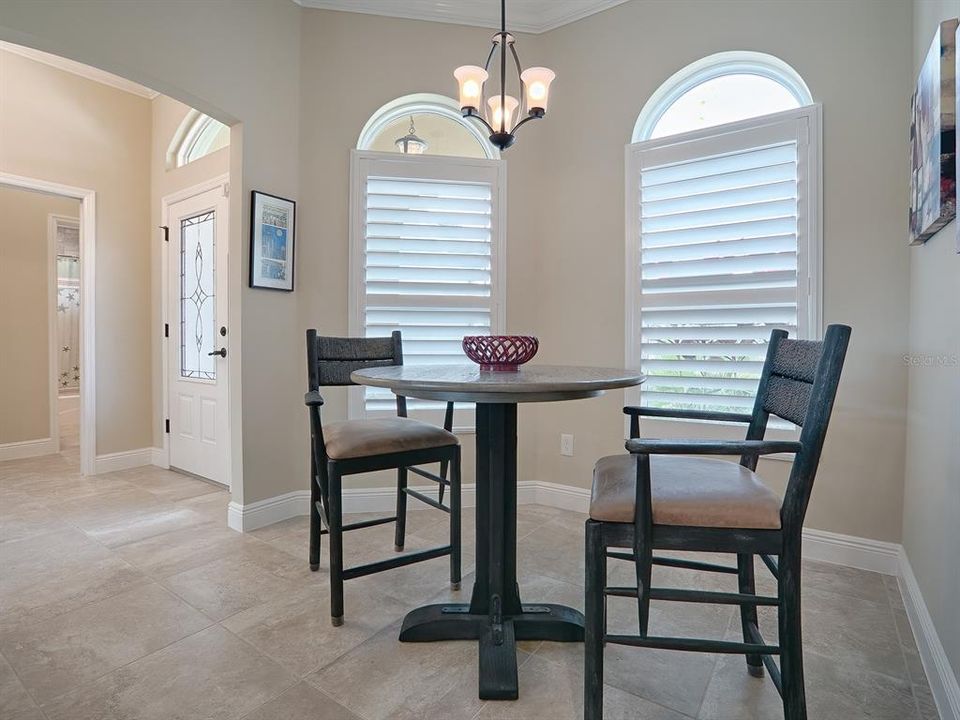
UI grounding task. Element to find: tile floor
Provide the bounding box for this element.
[0,441,938,719]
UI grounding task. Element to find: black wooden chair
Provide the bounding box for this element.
[584,325,851,720]
[305,330,461,626]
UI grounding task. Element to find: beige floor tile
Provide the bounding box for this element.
[0,651,45,720]
[477,653,692,720]
[0,583,211,705]
[757,586,907,681]
[114,520,262,578]
[697,649,918,720]
[242,681,364,719]
[308,621,479,720]
[0,528,149,633]
[222,579,409,676]
[42,625,296,720]
[161,554,305,621]
[0,496,68,543]
[109,466,226,503]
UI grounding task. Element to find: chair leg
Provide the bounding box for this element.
[328,465,344,627]
[449,449,461,589]
[634,532,652,637]
[779,548,807,720]
[309,456,321,571]
[394,467,408,552]
[438,458,448,506]
[584,520,606,720]
[738,554,764,677]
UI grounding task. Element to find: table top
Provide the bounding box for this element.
[351,364,644,403]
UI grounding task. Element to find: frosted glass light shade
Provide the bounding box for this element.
[454,65,488,110]
[487,94,519,132]
[520,67,555,112]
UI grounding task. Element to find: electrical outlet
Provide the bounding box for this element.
[560,433,574,457]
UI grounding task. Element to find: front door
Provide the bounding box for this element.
[165,183,230,486]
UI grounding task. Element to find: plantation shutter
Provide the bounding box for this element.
[352,153,504,424]
[628,112,816,416]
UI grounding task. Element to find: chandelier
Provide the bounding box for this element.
[395,115,428,154]
[453,0,555,151]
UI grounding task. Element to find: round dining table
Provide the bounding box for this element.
[351,364,644,701]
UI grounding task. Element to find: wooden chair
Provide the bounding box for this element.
[305,330,461,626]
[584,325,851,720]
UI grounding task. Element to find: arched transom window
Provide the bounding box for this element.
[168,110,230,169]
[634,51,813,141]
[626,53,820,423]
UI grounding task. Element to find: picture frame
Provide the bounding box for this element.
[249,190,296,291]
[909,18,957,245]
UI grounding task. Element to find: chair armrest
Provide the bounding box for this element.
[304,390,325,407]
[623,406,754,424]
[625,439,802,456]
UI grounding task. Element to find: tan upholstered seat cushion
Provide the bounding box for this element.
[324,417,458,460]
[590,454,781,529]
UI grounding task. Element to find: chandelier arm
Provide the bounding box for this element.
[463,107,496,136]
[509,42,525,114]
[510,112,542,135]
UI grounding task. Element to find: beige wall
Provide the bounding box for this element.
[0,0,301,504]
[519,0,913,544]
[149,94,230,449]
[0,48,153,455]
[0,186,79,444]
[904,0,960,681]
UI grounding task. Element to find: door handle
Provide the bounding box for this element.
[207,348,227,358]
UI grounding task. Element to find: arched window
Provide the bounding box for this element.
[167,110,230,169]
[626,53,820,423]
[633,52,813,141]
[357,93,499,160]
[350,95,504,427]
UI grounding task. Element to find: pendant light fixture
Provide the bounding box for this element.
[454,0,555,151]
[395,115,428,154]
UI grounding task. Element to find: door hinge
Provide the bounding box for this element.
[165,419,170,434]
[164,323,169,338]
[159,225,169,242]
[223,182,230,198]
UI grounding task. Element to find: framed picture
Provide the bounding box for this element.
[909,18,957,245]
[249,190,296,290]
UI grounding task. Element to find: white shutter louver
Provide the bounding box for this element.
[354,156,504,418]
[631,113,816,417]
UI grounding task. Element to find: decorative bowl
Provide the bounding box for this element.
[462,335,539,372]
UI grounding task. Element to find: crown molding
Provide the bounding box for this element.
[293,0,630,34]
[0,42,159,99]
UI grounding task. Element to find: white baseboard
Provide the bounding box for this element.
[93,447,156,474]
[801,527,901,575]
[151,446,169,469]
[228,483,488,533]
[0,437,57,462]
[899,549,960,720]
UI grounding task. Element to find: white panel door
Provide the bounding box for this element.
[165,185,230,485]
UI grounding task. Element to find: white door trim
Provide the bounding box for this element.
[160,174,231,486]
[0,172,96,475]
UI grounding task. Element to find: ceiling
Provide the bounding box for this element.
[294,0,630,34]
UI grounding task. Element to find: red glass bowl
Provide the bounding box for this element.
[462,335,539,372]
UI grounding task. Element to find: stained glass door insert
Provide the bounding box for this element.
[180,211,216,380]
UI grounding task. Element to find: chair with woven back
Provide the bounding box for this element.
[583,324,851,720]
[305,329,462,627]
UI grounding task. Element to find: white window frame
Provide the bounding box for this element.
[349,150,507,430]
[357,93,500,160]
[632,51,814,143]
[625,104,823,431]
